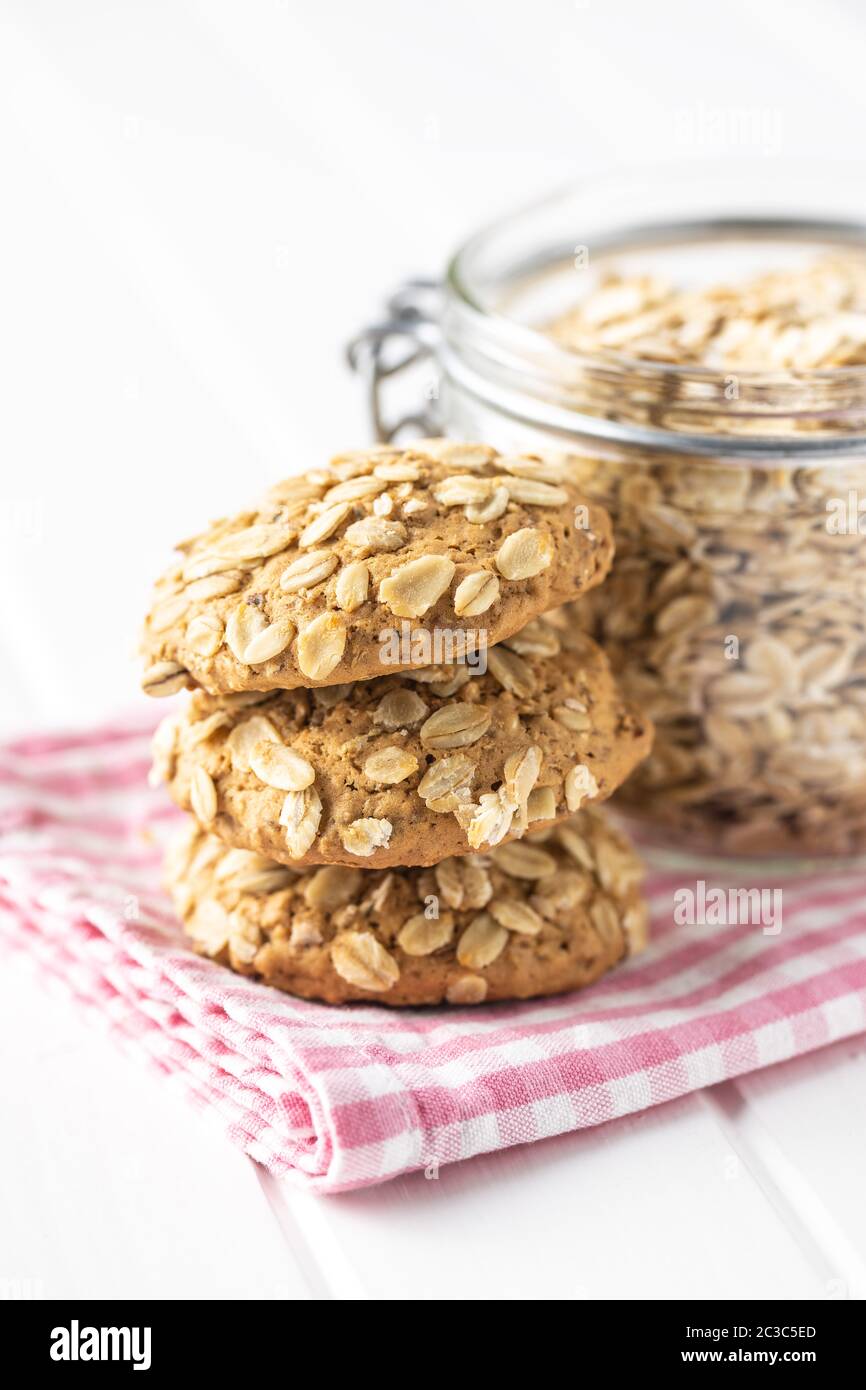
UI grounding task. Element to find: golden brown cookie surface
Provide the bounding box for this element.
[140,441,613,696]
[166,810,648,1006]
[151,627,652,870]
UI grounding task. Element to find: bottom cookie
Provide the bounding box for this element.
[166,809,649,1007]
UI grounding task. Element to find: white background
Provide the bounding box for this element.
[2,0,866,1301]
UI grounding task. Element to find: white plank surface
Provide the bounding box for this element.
[264,1095,827,1301]
[725,1041,866,1300]
[0,955,308,1301]
[1,0,866,1301]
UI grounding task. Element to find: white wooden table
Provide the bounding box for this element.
[2,0,865,1301]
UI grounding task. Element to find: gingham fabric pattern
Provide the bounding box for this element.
[1,713,866,1195]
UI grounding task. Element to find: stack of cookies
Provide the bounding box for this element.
[141,440,653,1006]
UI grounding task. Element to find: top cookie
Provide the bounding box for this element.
[140,439,613,696]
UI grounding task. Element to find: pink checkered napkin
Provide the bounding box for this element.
[1,714,866,1194]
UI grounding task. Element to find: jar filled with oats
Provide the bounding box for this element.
[351,169,866,860]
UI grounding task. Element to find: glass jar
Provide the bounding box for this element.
[349,166,866,861]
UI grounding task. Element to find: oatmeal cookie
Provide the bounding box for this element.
[166,808,649,1006]
[151,627,652,869]
[140,440,613,696]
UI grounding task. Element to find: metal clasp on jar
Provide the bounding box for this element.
[346,278,442,442]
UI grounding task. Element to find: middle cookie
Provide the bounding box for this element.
[152,626,653,870]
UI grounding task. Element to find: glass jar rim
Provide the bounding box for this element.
[444,169,866,459]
